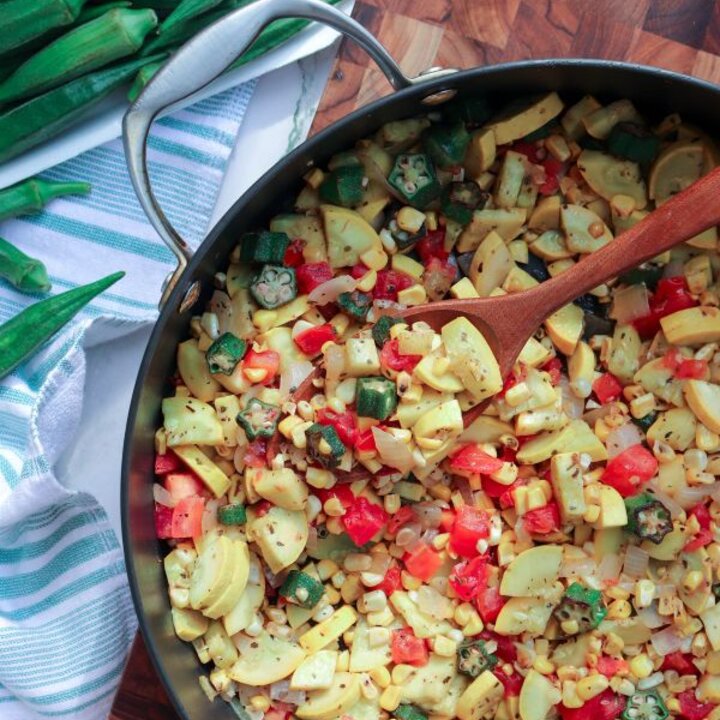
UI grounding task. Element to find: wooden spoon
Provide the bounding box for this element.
[281,166,720,438]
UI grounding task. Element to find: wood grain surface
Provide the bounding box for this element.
[110,1,720,717]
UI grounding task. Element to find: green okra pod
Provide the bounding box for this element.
[0,0,87,58]
[0,54,164,163]
[0,271,124,380]
[0,237,51,294]
[127,57,167,103]
[77,1,133,23]
[0,8,158,104]
[0,178,91,221]
[159,0,226,35]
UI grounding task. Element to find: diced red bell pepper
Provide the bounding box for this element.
[391,628,429,666]
[387,505,415,535]
[593,373,623,404]
[541,357,563,385]
[294,323,336,355]
[633,276,698,339]
[448,556,488,601]
[242,349,280,385]
[511,141,541,164]
[342,496,388,546]
[661,652,699,676]
[380,338,422,373]
[416,230,448,263]
[538,157,565,196]
[493,667,523,697]
[171,496,205,539]
[315,484,355,509]
[479,631,515,663]
[596,656,628,678]
[253,500,272,517]
[296,262,333,294]
[376,563,402,596]
[475,586,505,624]
[662,349,709,379]
[449,505,490,558]
[154,504,174,539]
[523,501,561,534]
[678,689,714,720]
[316,409,357,446]
[373,269,414,301]
[355,427,377,453]
[559,690,626,720]
[690,503,712,529]
[243,439,268,468]
[481,475,525,509]
[350,263,368,279]
[404,544,442,581]
[449,444,505,476]
[155,452,181,475]
[283,238,305,267]
[684,528,713,552]
[165,472,205,502]
[601,445,658,497]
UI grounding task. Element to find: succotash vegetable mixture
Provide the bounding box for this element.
[153,92,720,720]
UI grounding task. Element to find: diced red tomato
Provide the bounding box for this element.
[684,528,713,552]
[342,496,388,546]
[678,689,714,720]
[481,475,525,509]
[253,500,272,517]
[404,544,442,581]
[316,409,357,446]
[538,156,565,195]
[296,262,333,294]
[449,444,504,476]
[154,452,181,475]
[475,586,505,624]
[601,445,658,497]
[315,484,355,509]
[243,439,268,468]
[294,323,336,355]
[165,472,205,502]
[373,269,414,301]
[593,373,623,404]
[633,276,698,339]
[264,707,291,720]
[449,505,490,558]
[387,505,415,535]
[380,338,422,373]
[662,348,709,379]
[690,503,712,530]
[493,667,523,697]
[511,141,541,164]
[523,502,561,534]
[481,630,516,662]
[661,652,699,676]
[355,427,377,453]
[541,357,563,385]
[349,263,368,279]
[171,496,205,539]
[559,690,626,720]
[391,628,429,666]
[416,230,448,263]
[242,349,280,385]
[154,504,174,539]
[439,509,456,532]
[376,563,402,596]
[596,656,628,677]
[448,556,488,601]
[283,238,305,267]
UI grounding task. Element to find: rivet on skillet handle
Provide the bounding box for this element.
[123,0,459,312]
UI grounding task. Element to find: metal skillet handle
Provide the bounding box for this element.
[123,0,458,311]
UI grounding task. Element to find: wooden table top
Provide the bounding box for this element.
[110,0,720,717]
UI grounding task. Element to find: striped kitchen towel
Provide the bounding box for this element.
[0,79,256,720]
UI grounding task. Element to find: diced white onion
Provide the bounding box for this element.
[270,680,306,705]
[582,404,613,425]
[636,604,668,630]
[201,312,220,340]
[417,585,454,619]
[560,556,597,579]
[560,377,585,419]
[637,672,664,690]
[396,523,422,548]
[209,290,233,335]
[610,284,651,324]
[153,483,177,508]
[308,275,356,305]
[646,484,685,519]
[606,422,644,459]
[372,427,415,474]
[650,626,686,656]
[291,320,316,339]
[598,553,623,582]
[676,483,715,509]
[279,360,314,398]
[414,502,442,529]
[623,545,649,579]
[201,499,219,534]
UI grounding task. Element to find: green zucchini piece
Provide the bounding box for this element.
[423,122,471,168]
[388,153,441,209]
[319,165,365,207]
[624,492,672,544]
[218,503,247,525]
[279,569,324,609]
[306,423,345,469]
[240,230,289,265]
[249,265,297,309]
[236,398,281,440]
[206,332,247,375]
[356,376,397,421]
[552,582,607,633]
[372,315,403,347]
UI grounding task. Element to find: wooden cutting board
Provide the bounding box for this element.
[110,1,720,717]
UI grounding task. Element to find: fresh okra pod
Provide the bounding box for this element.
[0,237,51,294]
[0,9,159,104]
[0,54,164,163]
[0,271,124,380]
[127,57,168,103]
[77,1,134,23]
[0,0,87,58]
[0,179,91,221]
[159,0,226,34]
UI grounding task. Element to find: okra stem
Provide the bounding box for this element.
[0,271,124,380]
[0,178,91,221]
[0,237,51,294]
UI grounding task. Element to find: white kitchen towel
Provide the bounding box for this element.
[0,79,256,720]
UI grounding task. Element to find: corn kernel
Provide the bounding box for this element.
[278,414,304,438]
[576,674,609,701]
[317,559,339,581]
[356,269,378,293]
[401,571,421,591]
[336,649,350,672]
[325,586,341,605]
[561,620,580,635]
[607,599,632,620]
[562,681,583,708]
[432,532,450,550]
[606,586,630,601]
[707,651,720,674]
[630,393,656,419]
[244,366,268,383]
[391,664,414,685]
[534,656,555,675]
[341,575,363,604]
[391,253,424,279]
[369,666,391,689]
[462,609,484,636]
[634,579,656,609]
[360,248,388,271]
[683,570,704,593]
[367,607,395,626]
[666,699,681,714]
[250,695,271,712]
[433,635,457,657]
[629,654,654,679]
[604,632,624,655]
[380,685,402,712]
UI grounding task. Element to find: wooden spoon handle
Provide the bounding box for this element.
[525,166,720,318]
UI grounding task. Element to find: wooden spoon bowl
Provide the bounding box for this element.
[277,166,720,450]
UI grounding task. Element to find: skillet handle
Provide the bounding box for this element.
[124,0,457,312]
